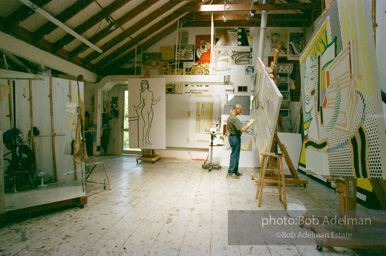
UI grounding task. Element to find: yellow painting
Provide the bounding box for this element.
[196,102,213,133]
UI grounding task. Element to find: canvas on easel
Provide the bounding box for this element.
[252,57,282,164]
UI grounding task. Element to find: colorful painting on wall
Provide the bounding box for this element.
[184,62,210,75]
[175,45,194,61]
[288,31,305,60]
[195,35,212,63]
[245,66,254,75]
[160,46,174,60]
[270,29,288,56]
[215,28,250,47]
[252,58,283,164]
[142,53,162,69]
[300,0,386,178]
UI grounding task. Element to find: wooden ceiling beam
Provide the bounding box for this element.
[51,0,132,53]
[193,13,309,22]
[5,0,52,29]
[183,3,314,12]
[32,0,94,41]
[69,0,162,59]
[0,18,97,76]
[185,19,310,28]
[89,13,193,70]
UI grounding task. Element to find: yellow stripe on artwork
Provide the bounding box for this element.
[338,0,374,96]
[357,178,373,192]
[299,18,331,64]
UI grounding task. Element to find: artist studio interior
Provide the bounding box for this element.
[0,0,385,255]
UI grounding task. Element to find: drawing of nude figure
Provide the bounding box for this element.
[134,79,161,146]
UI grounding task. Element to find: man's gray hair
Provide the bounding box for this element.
[230,104,242,114]
[232,104,241,110]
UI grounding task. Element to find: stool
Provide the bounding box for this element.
[256,152,287,209]
[86,161,112,190]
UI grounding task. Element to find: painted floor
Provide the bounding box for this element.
[0,155,381,256]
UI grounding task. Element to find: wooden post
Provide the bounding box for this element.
[335,178,357,232]
[7,80,13,128]
[266,49,279,78]
[49,77,58,182]
[28,80,37,162]
[68,81,77,181]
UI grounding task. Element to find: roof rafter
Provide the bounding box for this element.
[89,13,193,70]
[80,1,182,65]
[51,0,132,53]
[98,20,180,75]
[0,18,86,68]
[5,0,52,29]
[32,0,95,41]
[69,0,162,59]
[183,3,314,12]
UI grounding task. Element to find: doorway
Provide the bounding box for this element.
[122,90,141,153]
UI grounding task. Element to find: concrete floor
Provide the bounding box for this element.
[0,155,380,256]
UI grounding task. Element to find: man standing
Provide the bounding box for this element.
[226,104,255,179]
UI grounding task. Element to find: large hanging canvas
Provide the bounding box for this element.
[252,58,283,164]
[215,28,250,47]
[288,31,305,60]
[300,0,386,178]
[195,35,212,63]
[270,29,288,56]
[175,45,194,61]
[128,78,166,149]
[142,53,162,69]
[160,46,174,60]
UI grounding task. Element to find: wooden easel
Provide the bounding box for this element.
[251,134,308,186]
[136,149,160,164]
[303,178,386,251]
[251,49,308,186]
[273,133,308,185]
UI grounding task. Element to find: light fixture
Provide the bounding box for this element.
[246,0,256,21]
[106,17,118,31]
[223,0,227,22]
[18,0,103,53]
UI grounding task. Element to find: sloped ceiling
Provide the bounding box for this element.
[0,0,321,79]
